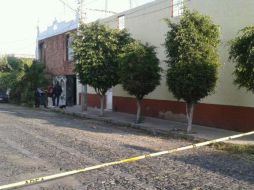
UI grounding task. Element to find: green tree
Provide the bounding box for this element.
[0,56,27,91]
[119,41,161,123]
[165,10,220,132]
[0,56,11,72]
[0,56,48,106]
[19,61,49,105]
[7,56,26,71]
[0,56,27,73]
[73,22,132,116]
[229,26,254,92]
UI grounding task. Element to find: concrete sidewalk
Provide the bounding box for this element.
[47,105,254,145]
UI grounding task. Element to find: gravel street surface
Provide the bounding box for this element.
[0,104,253,190]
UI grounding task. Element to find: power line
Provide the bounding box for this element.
[86,0,102,5]
[58,0,77,13]
[59,0,116,16]
[103,0,187,23]
[40,0,185,40]
[118,0,171,17]
[86,8,117,14]
[126,1,184,20]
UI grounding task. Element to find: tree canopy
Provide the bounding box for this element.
[119,41,161,100]
[72,22,132,115]
[229,26,254,92]
[165,10,220,132]
[0,56,48,106]
[119,41,161,122]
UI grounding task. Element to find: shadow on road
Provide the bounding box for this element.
[0,104,253,184]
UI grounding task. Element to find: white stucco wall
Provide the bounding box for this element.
[77,0,254,108]
[187,0,254,107]
[97,0,254,108]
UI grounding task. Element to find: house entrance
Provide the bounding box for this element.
[66,75,76,106]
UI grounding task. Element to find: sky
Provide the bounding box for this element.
[0,0,154,56]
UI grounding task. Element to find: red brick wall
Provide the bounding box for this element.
[113,96,254,132]
[79,93,106,108]
[77,94,254,131]
[39,31,76,76]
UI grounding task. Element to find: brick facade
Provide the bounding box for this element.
[39,30,76,76]
[38,30,77,106]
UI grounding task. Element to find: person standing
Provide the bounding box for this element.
[53,82,62,107]
[35,87,47,108]
[35,88,41,108]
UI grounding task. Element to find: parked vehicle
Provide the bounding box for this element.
[0,90,9,103]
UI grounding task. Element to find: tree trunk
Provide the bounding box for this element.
[186,103,194,133]
[100,95,105,116]
[81,85,87,111]
[136,99,142,123]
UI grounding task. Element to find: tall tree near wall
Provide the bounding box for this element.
[72,22,132,116]
[119,41,161,123]
[165,10,220,133]
[229,26,254,93]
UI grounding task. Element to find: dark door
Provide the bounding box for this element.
[66,75,76,106]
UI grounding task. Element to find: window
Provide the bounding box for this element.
[172,0,183,17]
[39,42,45,63]
[66,35,74,62]
[118,15,125,30]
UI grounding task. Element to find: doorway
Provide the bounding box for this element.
[66,75,76,106]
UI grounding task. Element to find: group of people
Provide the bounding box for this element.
[35,82,62,108]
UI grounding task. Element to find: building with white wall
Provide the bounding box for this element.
[77,0,254,132]
[38,0,254,132]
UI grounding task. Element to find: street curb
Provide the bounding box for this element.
[5,104,252,147]
[42,107,206,142]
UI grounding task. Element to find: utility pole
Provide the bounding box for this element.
[129,0,132,9]
[78,0,88,111]
[105,0,108,17]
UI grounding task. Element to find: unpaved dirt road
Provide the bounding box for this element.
[0,104,253,190]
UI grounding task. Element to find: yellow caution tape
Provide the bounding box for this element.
[0,131,253,190]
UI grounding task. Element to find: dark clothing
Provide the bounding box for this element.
[35,89,41,107]
[53,84,62,97]
[52,95,60,107]
[52,84,62,107]
[35,88,47,108]
[35,96,40,107]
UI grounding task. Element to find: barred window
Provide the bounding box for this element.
[118,15,125,30]
[66,35,74,62]
[172,0,183,17]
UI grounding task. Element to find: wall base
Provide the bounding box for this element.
[79,94,254,132]
[113,96,254,132]
[79,93,106,108]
